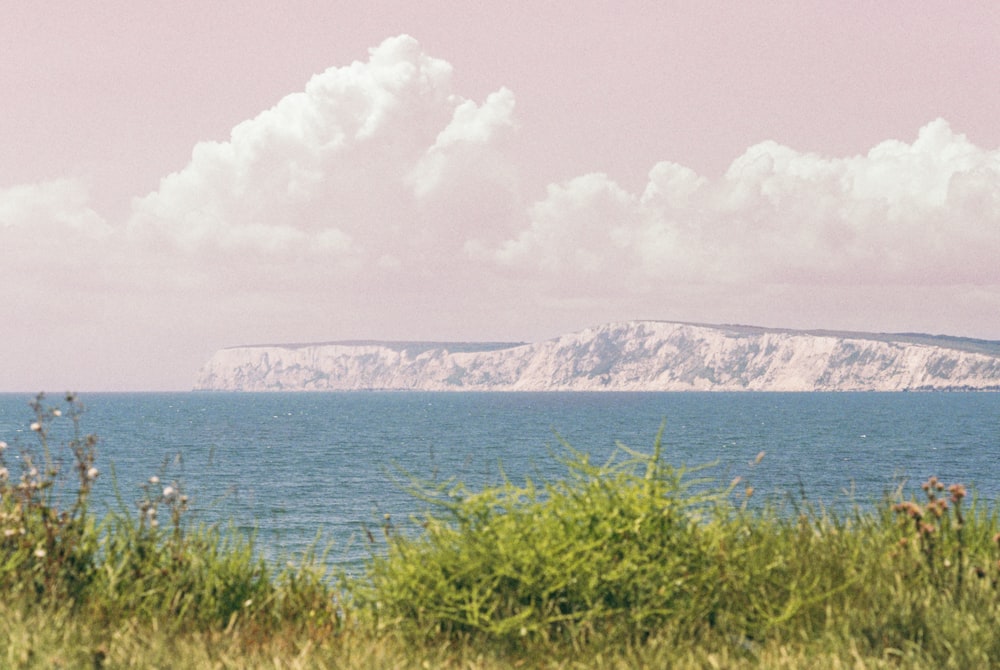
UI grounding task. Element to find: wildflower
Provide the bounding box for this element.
[894,501,923,520]
[29,422,41,432]
[162,486,175,499]
[34,548,46,558]
[3,529,15,538]
[52,409,61,417]
[0,468,7,481]
[87,467,99,481]
[0,441,6,451]
[149,476,160,485]
[949,484,967,503]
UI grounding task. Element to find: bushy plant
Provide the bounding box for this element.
[354,428,1000,663]
[356,430,750,643]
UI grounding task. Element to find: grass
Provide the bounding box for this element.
[4,394,1000,668]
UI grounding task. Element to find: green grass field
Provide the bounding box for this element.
[3,395,999,668]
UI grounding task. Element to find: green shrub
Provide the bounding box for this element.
[354,427,1000,663]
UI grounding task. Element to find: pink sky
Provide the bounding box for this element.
[2,2,1000,391]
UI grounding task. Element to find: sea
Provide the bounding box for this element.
[1,392,998,570]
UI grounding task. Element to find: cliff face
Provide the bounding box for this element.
[194,321,1000,391]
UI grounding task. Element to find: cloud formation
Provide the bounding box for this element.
[480,119,1000,298]
[122,35,1000,306]
[0,178,112,282]
[128,35,518,280]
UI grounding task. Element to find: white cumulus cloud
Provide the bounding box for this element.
[0,178,113,283]
[476,119,1000,297]
[128,34,519,278]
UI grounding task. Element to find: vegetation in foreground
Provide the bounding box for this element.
[3,394,1000,668]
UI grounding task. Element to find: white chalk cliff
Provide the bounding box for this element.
[194,321,1000,392]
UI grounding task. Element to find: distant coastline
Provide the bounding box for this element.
[195,321,1000,392]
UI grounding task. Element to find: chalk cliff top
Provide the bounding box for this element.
[196,321,1000,392]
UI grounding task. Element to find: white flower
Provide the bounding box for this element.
[0,441,7,451]
[34,548,46,558]
[149,476,160,485]
[52,409,61,417]
[3,529,15,538]
[87,467,99,480]
[29,422,41,432]
[162,486,175,499]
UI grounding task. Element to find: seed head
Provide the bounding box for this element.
[29,422,41,432]
[949,484,966,503]
[87,467,99,481]
[894,501,923,520]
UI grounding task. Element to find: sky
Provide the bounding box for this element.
[2,2,1000,391]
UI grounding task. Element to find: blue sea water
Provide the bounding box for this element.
[1,392,998,568]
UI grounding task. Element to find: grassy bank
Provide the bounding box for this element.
[3,394,1000,668]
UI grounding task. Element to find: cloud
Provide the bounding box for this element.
[128,35,519,280]
[0,178,113,283]
[476,119,1000,297]
[0,178,108,236]
[122,32,999,315]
